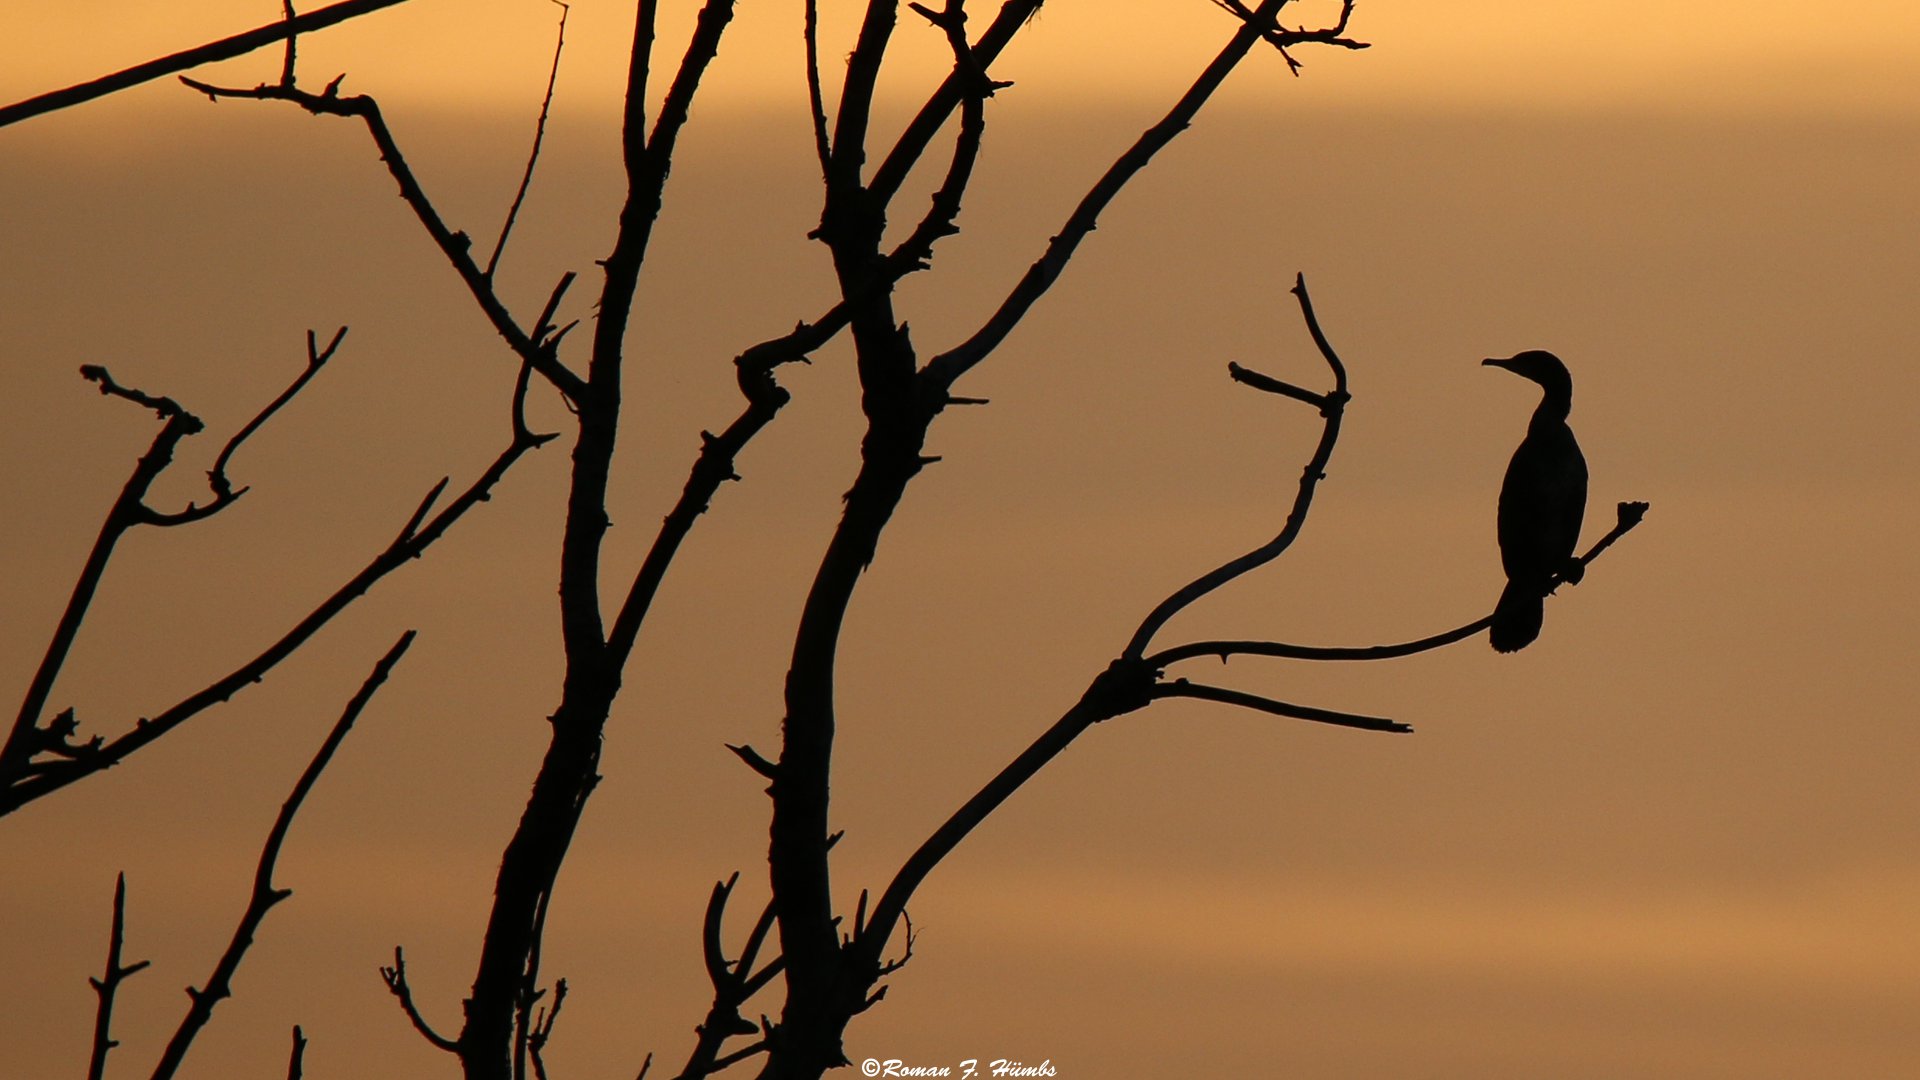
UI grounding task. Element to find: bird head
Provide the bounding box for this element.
[1482,349,1573,403]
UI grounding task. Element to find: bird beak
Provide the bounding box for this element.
[1482,356,1516,371]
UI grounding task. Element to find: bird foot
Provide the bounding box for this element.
[1561,558,1586,586]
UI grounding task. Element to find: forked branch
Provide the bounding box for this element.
[1124,273,1348,658]
[3,344,338,808]
[177,75,587,404]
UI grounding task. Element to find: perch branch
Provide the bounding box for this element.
[1149,501,1652,666]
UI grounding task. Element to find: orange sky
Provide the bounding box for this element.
[3,3,1919,1079]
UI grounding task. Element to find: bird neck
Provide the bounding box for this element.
[1531,385,1572,425]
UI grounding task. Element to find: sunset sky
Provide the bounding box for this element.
[3,3,1919,1078]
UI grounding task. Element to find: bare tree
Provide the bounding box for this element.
[2,3,1645,1080]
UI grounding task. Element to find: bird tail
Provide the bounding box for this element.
[1489,581,1544,653]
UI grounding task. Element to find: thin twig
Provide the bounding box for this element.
[803,0,832,180]
[287,1026,308,1080]
[85,873,150,1080]
[487,1,571,279]
[379,947,461,1054]
[204,327,346,505]
[149,632,417,1080]
[1150,679,1412,733]
[527,979,567,1080]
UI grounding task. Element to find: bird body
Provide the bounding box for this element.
[1485,350,1588,652]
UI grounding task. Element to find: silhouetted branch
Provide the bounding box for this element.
[803,0,832,181]
[884,0,1004,278]
[2,346,334,803]
[516,888,561,1080]
[0,388,552,817]
[1209,0,1369,75]
[379,947,461,1054]
[287,1025,308,1080]
[922,0,1300,392]
[200,327,345,505]
[1124,273,1349,658]
[525,979,567,1080]
[854,659,1157,973]
[457,4,747,1072]
[1151,679,1411,733]
[672,876,781,1080]
[868,0,1047,206]
[176,76,588,405]
[487,1,571,280]
[85,873,150,1080]
[277,3,300,89]
[604,316,821,666]
[0,0,412,129]
[1150,500,1652,666]
[149,632,415,1080]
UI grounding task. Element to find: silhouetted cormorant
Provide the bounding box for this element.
[1484,350,1588,652]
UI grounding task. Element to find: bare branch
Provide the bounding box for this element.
[176,76,588,405]
[882,0,1003,279]
[0,0,413,129]
[379,947,461,1054]
[803,0,832,180]
[921,0,1296,391]
[868,0,1046,206]
[527,980,567,1080]
[1,399,549,817]
[486,2,571,280]
[85,873,150,1080]
[1150,678,1412,733]
[196,326,345,508]
[150,632,417,1080]
[855,659,1158,973]
[287,1025,308,1080]
[1150,500,1652,667]
[1123,273,1349,658]
[1210,0,1369,76]
[604,313,836,668]
[2,368,206,793]
[277,3,300,89]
